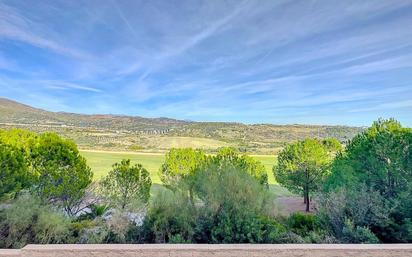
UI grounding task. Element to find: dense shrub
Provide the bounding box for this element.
[207,210,287,243]
[141,191,196,243]
[0,194,72,248]
[214,147,268,187]
[100,159,151,210]
[0,129,38,155]
[141,159,284,244]
[324,119,412,242]
[0,143,31,199]
[316,185,388,243]
[341,220,380,244]
[282,212,336,243]
[325,119,412,196]
[31,133,93,216]
[286,213,317,235]
[160,148,206,188]
[0,130,94,215]
[193,161,273,214]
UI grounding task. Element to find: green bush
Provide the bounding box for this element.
[192,160,273,215]
[208,210,286,243]
[0,143,31,199]
[141,158,288,244]
[141,190,196,243]
[191,161,280,243]
[72,220,110,244]
[214,147,268,187]
[287,213,317,235]
[283,212,336,243]
[0,194,72,248]
[341,220,380,243]
[100,159,151,210]
[317,185,387,242]
[31,133,93,216]
[324,119,412,242]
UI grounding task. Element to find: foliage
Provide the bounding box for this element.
[71,212,135,244]
[141,190,197,243]
[77,204,109,221]
[190,160,278,243]
[208,210,286,243]
[2,118,412,245]
[325,118,412,196]
[282,212,336,243]
[317,185,388,242]
[31,133,93,216]
[0,130,93,216]
[0,143,31,199]
[274,138,332,211]
[324,119,412,242]
[159,147,269,204]
[101,159,152,210]
[286,213,317,235]
[144,154,285,244]
[159,148,206,202]
[0,194,72,248]
[0,129,38,155]
[142,158,282,244]
[105,210,135,243]
[213,147,268,186]
[193,160,272,214]
[341,219,380,243]
[321,138,343,154]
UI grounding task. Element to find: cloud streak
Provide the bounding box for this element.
[0,0,411,126]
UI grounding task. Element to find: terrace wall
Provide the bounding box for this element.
[1,244,412,257]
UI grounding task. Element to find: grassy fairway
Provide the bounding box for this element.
[80,150,278,184]
[81,150,165,183]
[251,155,277,185]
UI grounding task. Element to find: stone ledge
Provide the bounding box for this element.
[0,244,411,257]
[0,249,20,257]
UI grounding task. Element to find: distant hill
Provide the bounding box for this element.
[0,98,364,154]
[0,97,187,131]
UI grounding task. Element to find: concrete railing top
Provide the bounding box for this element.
[1,244,412,257]
[21,243,412,250]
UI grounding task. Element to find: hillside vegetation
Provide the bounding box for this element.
[80,150,277,184]
[0,98,363,154]
[1,119,411,245]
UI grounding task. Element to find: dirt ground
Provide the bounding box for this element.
[276,196,315,215]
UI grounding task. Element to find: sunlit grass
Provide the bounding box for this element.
[80,150,290,196]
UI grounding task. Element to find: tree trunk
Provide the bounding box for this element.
[305,188,310,212]
[189,188,194,206]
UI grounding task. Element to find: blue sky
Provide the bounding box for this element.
[0,0,412,126]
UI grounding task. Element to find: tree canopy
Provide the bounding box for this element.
[0,143,30,198]
[274,138,332,211]
[323,119,412,242]
[325,118,412,196]
[214,147,268,187]
[31,133,93,215]
[101,159,152,210]
[160,148,206,187]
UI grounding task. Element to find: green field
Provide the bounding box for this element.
[80,150,277,184]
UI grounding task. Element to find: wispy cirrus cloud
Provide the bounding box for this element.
[40,80,102,93]
[0,0,411,126]
[0,2,90,59]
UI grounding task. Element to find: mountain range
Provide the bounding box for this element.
[0,98,363,153]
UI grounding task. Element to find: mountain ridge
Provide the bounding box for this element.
[0,97,364,154]
[0,97,362,127]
